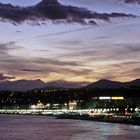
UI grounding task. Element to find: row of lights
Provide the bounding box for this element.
[99,96,124,100]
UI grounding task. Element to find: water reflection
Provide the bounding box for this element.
[72,121,140,140]
[0,115,140,140]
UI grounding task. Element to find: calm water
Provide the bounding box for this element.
[0,115,140,140]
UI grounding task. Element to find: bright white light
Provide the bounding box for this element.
[31,105,36,109]
[99,97,111,100]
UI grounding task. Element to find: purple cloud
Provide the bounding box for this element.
[0,73,15,81]
[21,69,43,72]
[0,42,22,54]
[0,0,135,25]
[124,0,140,4]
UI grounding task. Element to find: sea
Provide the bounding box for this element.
[0,114,140,140]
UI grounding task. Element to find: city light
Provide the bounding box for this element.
[112,97,124,100]
[99,97,111,100]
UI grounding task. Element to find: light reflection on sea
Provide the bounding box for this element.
[0,115,140,140]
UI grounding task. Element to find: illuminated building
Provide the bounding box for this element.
[69,100,77,110]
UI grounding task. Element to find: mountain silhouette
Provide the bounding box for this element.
[0,78,139,91]
[86,79,140,89]
[0,79,46,91]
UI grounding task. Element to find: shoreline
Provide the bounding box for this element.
[1,113,140,126]
[57,114,140,126]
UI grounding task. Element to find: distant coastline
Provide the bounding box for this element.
[57,114,140,126]
[1,112,140,126]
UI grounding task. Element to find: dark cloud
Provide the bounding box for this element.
[0,0,135,25]
[0,73,15,81]
[0,42,15,54]
[127,46,140,52]
[34,49,50,52]
[21,69,43,72]
[35,57,82,67]
[131,68,140,73]
[111,61,140,69]
[0,51,88,77]
[0,42,22,54]
[113,43,140,59]
[124,0,140,4]
[120,67,140,77]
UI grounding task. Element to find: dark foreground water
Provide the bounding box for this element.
[0,115,140,140]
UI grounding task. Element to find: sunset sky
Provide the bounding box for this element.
[0,0,140,85]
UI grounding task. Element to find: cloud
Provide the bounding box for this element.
[0,42,17,54]
[36,26,94,38]
[0,42,22,54]
[0,73,15,81]
[35,57,82,67]
[0,49,88,80]
[21,69,43,72]
[0,41,139,83]
[131,68,140,76]
[0,0,135,25]
[124,0,140,4]
[112,43,140,60]
[18,26,94,42]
